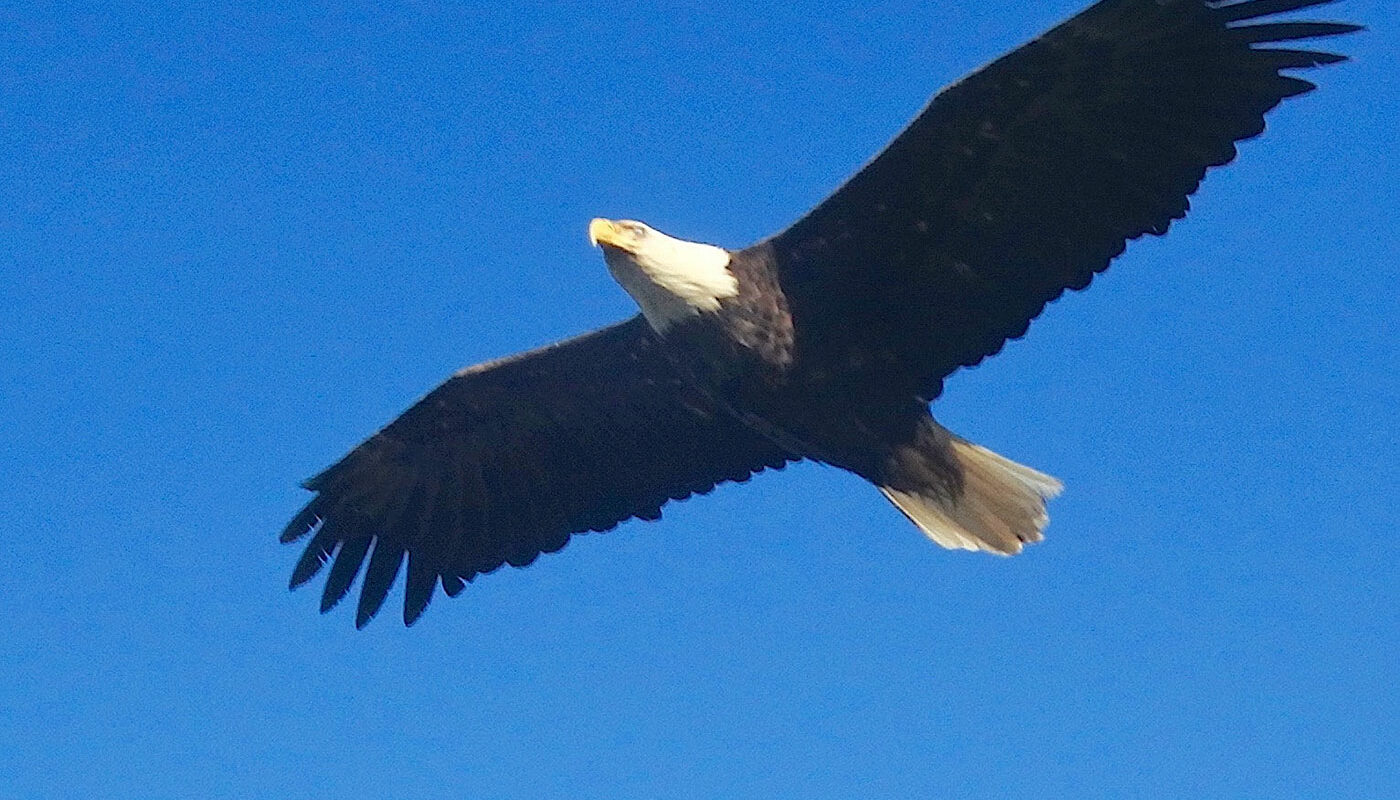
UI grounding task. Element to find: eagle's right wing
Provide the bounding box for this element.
[281,316,792,627]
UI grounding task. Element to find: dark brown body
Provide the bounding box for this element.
[663,244,961,493]
[280,0,1355,627]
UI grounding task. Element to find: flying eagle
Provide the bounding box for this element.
[281,0,1357,627]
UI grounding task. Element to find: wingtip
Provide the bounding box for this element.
[354,605,379,630]
[289,565,322,591]
[442,575,466,598]
[279,502,322,544]
[1218,0,1360,26]
[404,600,430,627]
[289,539,333,590]
[1230,21,1366,44]
[289,567,321,591]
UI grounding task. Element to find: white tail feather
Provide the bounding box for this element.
[881,440,1063,555]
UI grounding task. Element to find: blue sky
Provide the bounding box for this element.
[2,1,1395,797]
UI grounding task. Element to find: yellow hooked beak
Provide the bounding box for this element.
[589,218,624,249]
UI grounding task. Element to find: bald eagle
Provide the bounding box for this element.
[281,0,1358,627]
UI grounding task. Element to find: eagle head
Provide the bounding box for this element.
[589,218,738,332]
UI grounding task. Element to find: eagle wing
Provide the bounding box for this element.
[281,316,792,627]
[761,0,1358,399]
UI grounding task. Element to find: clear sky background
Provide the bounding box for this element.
[2,2,1396,798]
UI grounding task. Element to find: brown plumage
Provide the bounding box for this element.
[282,0,1358,627]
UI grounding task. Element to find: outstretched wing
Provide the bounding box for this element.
[761,0,1359,398]
[281,316,793,627]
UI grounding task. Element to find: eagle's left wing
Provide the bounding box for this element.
[759,0,1358,399]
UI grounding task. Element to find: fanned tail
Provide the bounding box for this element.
[880,435,1063,556]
